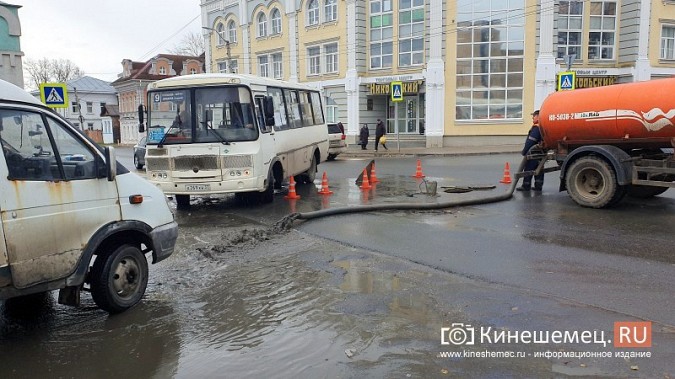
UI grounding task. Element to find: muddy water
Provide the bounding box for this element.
[0,192,562,378]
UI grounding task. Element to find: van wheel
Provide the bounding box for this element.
[90,245,148,314]
[327,154,337,161]
[176,195,190,209]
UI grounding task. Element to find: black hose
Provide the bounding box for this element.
[273,156,527,231]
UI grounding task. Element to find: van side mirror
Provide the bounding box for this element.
[263,96,275,126]
[104,146,117,181]
[138,105,145,133]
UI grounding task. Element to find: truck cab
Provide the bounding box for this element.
[0,79,178,313]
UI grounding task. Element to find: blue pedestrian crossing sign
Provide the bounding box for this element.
[558,72,576,91]
[391,81,403,102]
[39,83,69,108]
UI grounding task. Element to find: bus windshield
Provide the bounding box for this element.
[147,86,259,145]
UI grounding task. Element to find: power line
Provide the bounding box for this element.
[137,14,201,61]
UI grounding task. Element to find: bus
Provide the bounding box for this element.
[142,73,329,208]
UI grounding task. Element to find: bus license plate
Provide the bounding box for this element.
[185,184,210,191]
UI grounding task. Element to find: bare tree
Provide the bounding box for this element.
[24,58,85,90]
[169,31,205,57]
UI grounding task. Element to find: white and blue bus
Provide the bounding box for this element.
[142,74,329,208]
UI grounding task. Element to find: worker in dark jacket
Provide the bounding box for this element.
[517,110,544,191]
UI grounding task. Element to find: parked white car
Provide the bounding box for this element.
[327,123,347,160]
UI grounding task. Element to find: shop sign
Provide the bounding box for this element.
[575,76,617,89]
[368,80,424,95]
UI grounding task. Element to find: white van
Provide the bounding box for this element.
[0,79,178,313]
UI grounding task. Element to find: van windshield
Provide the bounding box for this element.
[147,86,259,145]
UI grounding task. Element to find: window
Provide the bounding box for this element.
[0,110,98,181]
[71,102,79,113]
[325,43,338,73]
[87,122,94,130]
[267,87,289,130]
[229,59,239,74]
[661,25,675,60]
[588,1,616,60]
[258,55,270,77]
[272,53,283,79]
[258,12,267,37]
[218,61,228,73]
[455,0,525,120]
[398,0,425,67]
[308,0,319,26]
[216,22,226,45]
[325,0,337,22]
[227,21,237,43]
[271,8,282,35]
[308,46,321,75]
[370,0,393,69]
[190,68,197,74]
[159,66,167,75]
[557,1,583,59]
[86,102,93,114]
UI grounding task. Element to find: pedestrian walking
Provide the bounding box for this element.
[517,110,544,191]
[375,119,388,151]
[359,123,370,150]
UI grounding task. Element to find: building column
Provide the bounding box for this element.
[634,0,652,81]
[345,0,360,140]
[424,0,445,147]
[286,10,299,83]
[534,0,557,110]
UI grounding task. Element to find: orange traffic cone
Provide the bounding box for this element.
[412,159,425,178]
[318,171,333,195]
[360,169,372,190]
[499,162,512,184]
[370,162,380,183]
[285,176,301,199]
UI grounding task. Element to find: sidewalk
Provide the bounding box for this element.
[340,143,522,158]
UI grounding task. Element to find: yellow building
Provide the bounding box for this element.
[201,0,675,148]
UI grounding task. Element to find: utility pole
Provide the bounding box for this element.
[202,26,232,73]
[74,87,84,129]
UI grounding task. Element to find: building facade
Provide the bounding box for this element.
[111,54,205,144]
[201,0,675,148]
[0,1,23,87]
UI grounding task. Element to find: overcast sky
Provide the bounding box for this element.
[15,0,202,83]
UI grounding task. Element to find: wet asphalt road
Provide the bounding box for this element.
[1,149,673,378]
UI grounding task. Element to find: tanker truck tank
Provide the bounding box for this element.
[538,78,675,150]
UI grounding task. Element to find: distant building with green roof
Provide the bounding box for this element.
[0,1,23,87]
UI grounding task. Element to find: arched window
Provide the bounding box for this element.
[257,12,267,37]
[227,20,237,43]
[325,0,337,22]
[307,0,319,26]
[271,8,282,35]
[216,22,226,45]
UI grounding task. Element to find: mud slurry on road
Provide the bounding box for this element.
[156,220,556,378]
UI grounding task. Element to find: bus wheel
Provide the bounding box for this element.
[299,155,317,183]
[176,195,190,209]
[261,171,275,203]
[90,244,148,314]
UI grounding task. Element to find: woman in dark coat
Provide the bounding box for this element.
[359,123,369,150]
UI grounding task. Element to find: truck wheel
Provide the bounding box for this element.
[175,194,190,209]
[91,245,148,314]
[627,185,669,199]
[566,156,620,208]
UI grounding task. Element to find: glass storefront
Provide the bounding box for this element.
[386,93,425,134]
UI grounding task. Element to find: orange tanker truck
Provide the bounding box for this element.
[533,78,675,208]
